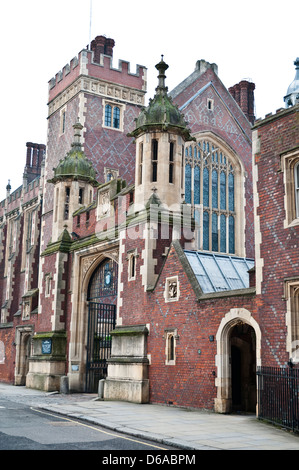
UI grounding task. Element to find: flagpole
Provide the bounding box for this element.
[89,0,92,44]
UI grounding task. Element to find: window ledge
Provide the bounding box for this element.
[285,218,299,228]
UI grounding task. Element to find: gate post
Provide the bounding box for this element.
[104,325,149,403]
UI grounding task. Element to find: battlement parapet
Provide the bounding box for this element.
[48,38,147,105]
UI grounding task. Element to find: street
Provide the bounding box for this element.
[0,396,177,451]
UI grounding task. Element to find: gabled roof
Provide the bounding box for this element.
[177,81,252,143]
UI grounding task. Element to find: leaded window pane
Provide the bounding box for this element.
[203,167,209,207]
[105,104,112,127]
[212,212,218,252]
[184,139,237,254]
[113,107,120,128]
[229,172,234,211]
[220,214,227,253]
[212,169,218,209]
[229,215,235,254]
[220,171,226,210]
[185,164,191,204]
[203,212,209,250]
[194,166,200,205]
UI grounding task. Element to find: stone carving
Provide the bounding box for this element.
[168,280,177,299]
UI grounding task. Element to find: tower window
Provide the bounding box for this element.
[64,187,70,220]
[169,142,174,184]
[139,142,143,185]
[79,188,84,204]
[152,139,158,182]
[60,107,67,134]
[104,103,122,130]
[127,249,138,281]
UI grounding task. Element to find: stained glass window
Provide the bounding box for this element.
[220,171,226,210]
[229,216,235,253]
[212,169,218,209]
[203,212,209,250]
[220,214,226,253]
[184,139,237,254]
[203,167,209,207]
[185,164,191,204]
[194,166,200,204]
[229,172,234,211]
[212,213,218,252]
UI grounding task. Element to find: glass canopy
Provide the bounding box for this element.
[184,250,254,294]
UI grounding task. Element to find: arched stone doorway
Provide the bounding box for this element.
[215,308,261,414]
[230,323,256,412]
[15,326,33,386]
[85,258,118,392]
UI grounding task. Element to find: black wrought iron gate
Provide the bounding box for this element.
[86,302,116,392]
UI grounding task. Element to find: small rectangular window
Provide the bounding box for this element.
[169,142,174,184]
[164,328,178,365]
[127,249,138,281]
[79,188,84,204]
[64,187,70,220]
[152,139,158,182]
[139,143,143,185]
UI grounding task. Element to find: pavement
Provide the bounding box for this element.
[1,382,299,450]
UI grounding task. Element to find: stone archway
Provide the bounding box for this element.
[214,308,261,414]
[67,248,119,393]
[15,326,33,386]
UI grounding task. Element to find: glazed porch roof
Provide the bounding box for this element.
[184,250,254,294]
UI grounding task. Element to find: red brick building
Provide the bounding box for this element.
[0,36,298,415]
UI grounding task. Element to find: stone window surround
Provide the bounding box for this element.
[184,131,246,257]
[102,99,125,132]
[281,148,299,228]
[59,105,67,135]
[126,248,138,281]
[284,277,299,363]
[45,273,52,298]
[164,275,180,303]
[164,328,179,365]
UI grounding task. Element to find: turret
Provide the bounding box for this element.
[129,57,194,212]
[48,121,98,240]
[284,58,299,108]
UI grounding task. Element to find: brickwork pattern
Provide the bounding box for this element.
[254,107,299,367]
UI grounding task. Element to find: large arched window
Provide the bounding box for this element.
[184,136,241,255]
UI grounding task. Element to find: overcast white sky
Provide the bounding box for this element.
[0,0,298,200]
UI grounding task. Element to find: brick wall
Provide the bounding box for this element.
[253,106,299,367]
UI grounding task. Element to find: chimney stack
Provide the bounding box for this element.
[229,80,255,124]
[90,35,115,63]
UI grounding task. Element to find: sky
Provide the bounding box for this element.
[0,0,298,201]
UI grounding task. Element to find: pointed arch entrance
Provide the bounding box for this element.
[215,308,261,414]
[85,258,118,392]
